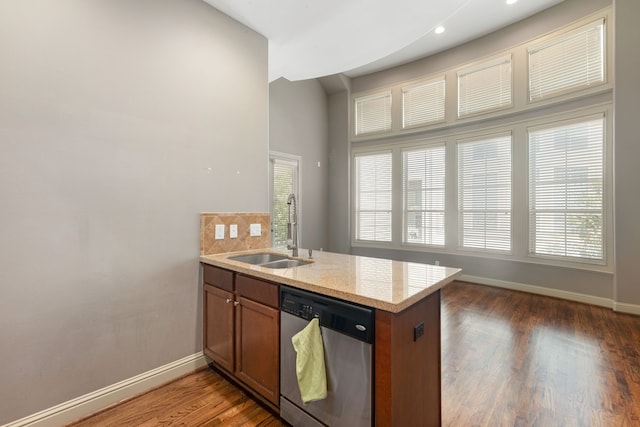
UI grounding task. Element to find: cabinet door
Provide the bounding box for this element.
[235,296,280,406]
[203,284,234,373]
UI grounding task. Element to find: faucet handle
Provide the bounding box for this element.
[308,249,313,258]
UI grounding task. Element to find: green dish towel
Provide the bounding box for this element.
[291,317,327,403]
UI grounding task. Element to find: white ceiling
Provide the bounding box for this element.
[203,0,564,82]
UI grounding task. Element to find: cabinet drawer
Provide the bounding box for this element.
[203,264,234,292]
[235,274,279,308]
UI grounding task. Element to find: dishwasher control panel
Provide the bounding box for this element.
[280,286,374,343]
[281,298,320,320]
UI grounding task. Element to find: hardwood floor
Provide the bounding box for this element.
[67,281,640,427]
[66,368,284,427]
[441,282,640,427]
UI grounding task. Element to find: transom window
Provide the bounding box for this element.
[457,55,512,118]
[402,78,446,129]
[528,19,605,102]
[354,92,392,136]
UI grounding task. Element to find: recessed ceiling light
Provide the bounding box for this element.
[506,0,518,4]
[435,26,445,34]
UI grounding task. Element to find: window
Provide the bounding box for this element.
[402,144,445,246]
[270,154,299,248]
[458,55,512,118]
[457,134,512,251]
[402,78,445,128]
[528,116,604,261]
[529,19,605,102]
[354,92,392,136]
[354,152,392,242]
[348,11,611,272]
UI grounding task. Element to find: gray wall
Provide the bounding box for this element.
[269,78,329,251]
[0,0,268,423]
[326,0,640,305]
[614,0,640,307]
[327,90,351,254]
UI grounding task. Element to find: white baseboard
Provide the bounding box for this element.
[459,274,616,308]
[458,274,640,315]
[3,353,209,427]
[613,301,640,316]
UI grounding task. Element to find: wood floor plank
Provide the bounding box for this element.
[67,368,283,427]
[67,281,640,427]
[441,281,640,427]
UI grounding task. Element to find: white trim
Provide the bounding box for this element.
[456,53,513,119]
[613,302,640,316]
[460,275,640,315]
[459,273,615,307]
[269,151,302,249]
[3,353,208,427]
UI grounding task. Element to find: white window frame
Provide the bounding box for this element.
[401,143,446,247]
[457,54,513,119]
[456,132,513,253]
[528,18,606,103]
[349,9,611,143]
[352,150,393,243]
[402,77,446,129]
[269,151,301,249]
[354,91,393,137]
[349,106,612,273]
[347,9,613,273]
[527,113,607,265]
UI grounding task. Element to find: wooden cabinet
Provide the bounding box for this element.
[202,264,280,409]
[235,295,280,404]
[203,284,234,371]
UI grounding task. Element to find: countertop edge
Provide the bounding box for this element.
[199,251,462,313]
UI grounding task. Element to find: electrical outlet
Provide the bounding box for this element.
[434,260,440,266]
[215,224,225,240]
[230,224,238,238]
[250,223,261,237]
[414,321,425,341]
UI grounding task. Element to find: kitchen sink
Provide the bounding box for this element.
[227,252,312,269]
[228,253,288,265]
[260,259,312,269]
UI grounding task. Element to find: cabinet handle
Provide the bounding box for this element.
[225,298,232,304]
[233,301,240,306]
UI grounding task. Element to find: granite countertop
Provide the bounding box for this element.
[200,248,461,313]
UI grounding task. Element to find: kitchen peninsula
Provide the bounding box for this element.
[200,248,461,426]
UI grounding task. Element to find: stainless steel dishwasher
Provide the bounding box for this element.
[280,285,374,427]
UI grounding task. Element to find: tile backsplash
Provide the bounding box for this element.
[200,212,271,255]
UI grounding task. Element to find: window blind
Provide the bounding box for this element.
[457,134,512,251]
[458,55,512,118]
[528,117,604,261]
[355,152,392,242]
[354,92,392,136]
[402,78,446,128]
[271,158,298,248]
[529,19,604,102]
[402,144,446,246]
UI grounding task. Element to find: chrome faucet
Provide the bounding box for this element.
[286,193,298,257]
